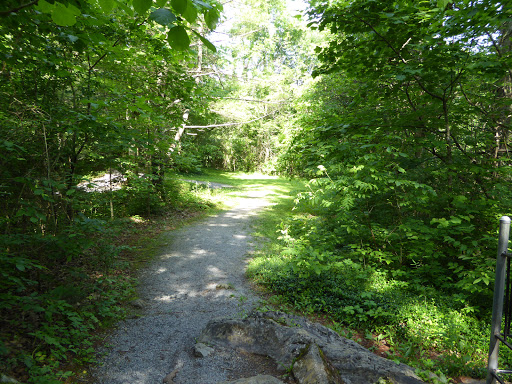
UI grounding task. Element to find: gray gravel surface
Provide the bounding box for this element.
[92,189,283,384]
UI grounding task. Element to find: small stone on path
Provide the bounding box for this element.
[194,342,215,358]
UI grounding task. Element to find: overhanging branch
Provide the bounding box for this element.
[0,0,38,16]
[184,111,276,129]
[212,96,289,104]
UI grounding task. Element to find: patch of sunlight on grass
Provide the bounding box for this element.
[129,215,147,223]
[230,172,279,180]
[246,253,290,279]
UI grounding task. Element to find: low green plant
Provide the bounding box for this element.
[246,168,503,380]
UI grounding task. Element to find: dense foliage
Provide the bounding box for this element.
[0,0,222,381]
[248,0,512,378]
[176,0,323,173]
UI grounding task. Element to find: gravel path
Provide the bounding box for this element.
[92,188,278,384]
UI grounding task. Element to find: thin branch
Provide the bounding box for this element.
[89,18,146,73]
[235,27,265,39]
[449,132,476,163]
[400,37,412,51]
[190,72,217,78]
[355,15,445,102]
[89,36,124,72]
[413,75,445,102]
[404,84,418,112]
[0,0,38,16]
[184,111,276,129]
[211,96,289,104]
[354,15,408,64]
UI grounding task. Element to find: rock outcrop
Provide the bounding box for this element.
[220,375,286,384]
[197,311,426,384]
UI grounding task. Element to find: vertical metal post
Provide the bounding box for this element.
[487,216,511,384]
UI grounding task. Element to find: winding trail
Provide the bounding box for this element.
[92,188,277,384]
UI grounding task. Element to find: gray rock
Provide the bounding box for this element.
[129,299,146,309]
[0,374,20,384]
[198,311,426,384]
[293,344,343,384]
[162,361,183,384]
[194,342,215,357]
[219,375,286,384]
[216,283,235,290]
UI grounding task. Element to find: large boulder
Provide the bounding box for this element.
[197,311,425,384]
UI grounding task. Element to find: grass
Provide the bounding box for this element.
[176,169,305,212]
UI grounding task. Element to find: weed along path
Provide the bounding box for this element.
[92,184,282,384]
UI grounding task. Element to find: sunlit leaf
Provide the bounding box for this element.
[182,0,197,23]
[191,30,216,52]
[132,0,152,14]
[437,0,452,9]
[149,8,176,26]
[192,0,212,10]
[171,0,187,14]
[66,34,79,43]
[51,2,80,26]
[98,0,116,13]
[115,0,134,16]
[35,0,54,13]
[167,26,190,50]
[204,8,219,30]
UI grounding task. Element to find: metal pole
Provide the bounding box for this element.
[487,216,511,384]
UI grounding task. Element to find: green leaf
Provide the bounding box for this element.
[98,0,116,13]
[191,30,216,52]
[182,0,197,23]
[52,3,80,26]
[149,8,177,26]
[204,8,219,30]
[437,0,452,8]
[167,26,190,50]
[35,0,54,13]
[115,0,134,16]
[66,34,79,43]
[155,0,167,6]
[133,0,152,14]
[16,262,26,272]
[171,0,187,14]
[192,0,212,10]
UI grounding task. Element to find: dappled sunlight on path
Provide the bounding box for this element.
[92,189,274,384]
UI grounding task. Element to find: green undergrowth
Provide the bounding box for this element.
[0,172,227,383]
[247,202,508,382]
[0,169,305,383]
